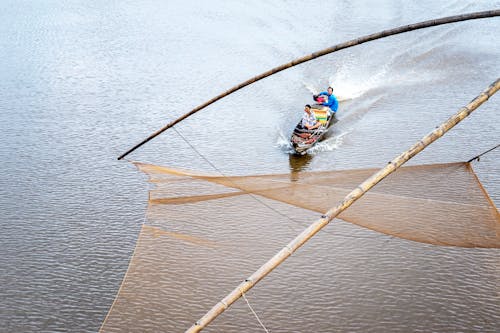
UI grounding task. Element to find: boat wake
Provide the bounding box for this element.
[276,128,295,153]
[278,93,382,155]
[303,64,388,102]
[306,129,350,155]
[276,126,350,155]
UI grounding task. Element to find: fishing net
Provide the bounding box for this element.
[100,164,326,332]
[139,161,499,248]
[100,161,499,332]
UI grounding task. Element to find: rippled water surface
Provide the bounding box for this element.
[0,1,499,332]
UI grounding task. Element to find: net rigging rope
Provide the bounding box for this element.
[184,79,500,333]
[467,143,500,162]
[172,126,296,330]
[171,125,403,331]
[241,289,270,333]
[171,126,381,240]
[115,119,499,333]
[171,126,303,236]
[101,148,500,332]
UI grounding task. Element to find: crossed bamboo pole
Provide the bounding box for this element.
[185,78,500,332]
[117,10,500,160]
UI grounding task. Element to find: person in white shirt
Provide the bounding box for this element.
[300,104,320,131]
[295,104,321,143]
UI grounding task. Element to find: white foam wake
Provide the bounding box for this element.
[275,126,349,156]
[303,64,389,102]
[306,129,350,155]
[275,127,295,153]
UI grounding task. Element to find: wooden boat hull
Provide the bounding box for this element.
[290,107,335,155]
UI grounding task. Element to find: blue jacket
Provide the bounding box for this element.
[318,91,339,112]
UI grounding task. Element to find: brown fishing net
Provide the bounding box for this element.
[100,161,499,332]
[140,161,499,248]
[100,164,325,332]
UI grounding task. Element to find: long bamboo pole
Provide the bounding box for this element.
[117,10,500,160]
[185,78,500,332]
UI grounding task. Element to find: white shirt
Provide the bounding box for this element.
[301,111,317,128]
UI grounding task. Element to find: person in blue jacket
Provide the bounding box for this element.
[314,86,339,113]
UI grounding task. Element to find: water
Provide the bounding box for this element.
[0,1,499,332]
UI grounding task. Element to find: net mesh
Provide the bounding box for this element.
[139,161,499,248]
[100,161,499,332]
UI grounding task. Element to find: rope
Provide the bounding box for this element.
[467,143,500,162]
[171,126,383,240]
[171,127,301,234]
[240,288,270,333]
[186,78,500,333]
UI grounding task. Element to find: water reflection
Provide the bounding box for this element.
[289,153,314,181]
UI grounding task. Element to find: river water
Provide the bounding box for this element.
[0,1,499,332]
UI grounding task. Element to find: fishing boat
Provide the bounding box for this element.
[290,105,335,154]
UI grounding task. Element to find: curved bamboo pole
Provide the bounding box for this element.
[117,10,500,160]
[185,78,500,332]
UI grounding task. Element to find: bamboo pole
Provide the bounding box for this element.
[117,10,500,160]
[185,78,500,332]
